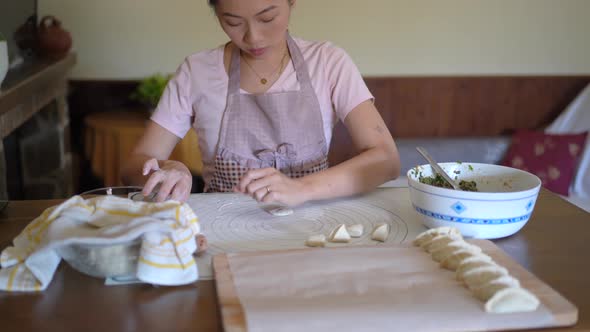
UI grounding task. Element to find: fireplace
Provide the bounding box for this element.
[0,53,76,200]
[3,101,73,199]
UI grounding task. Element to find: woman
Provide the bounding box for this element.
[121,0,401,206]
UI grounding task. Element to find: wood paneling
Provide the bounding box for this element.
[329,76,590,165]
[365,76,590,137]
[67,76,590,168]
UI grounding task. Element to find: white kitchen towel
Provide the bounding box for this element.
[0,195,201,291]
[546,83,590,199]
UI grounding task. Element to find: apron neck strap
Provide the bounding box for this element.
[228,32,314,95]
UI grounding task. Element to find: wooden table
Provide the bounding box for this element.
[0,189,589,332]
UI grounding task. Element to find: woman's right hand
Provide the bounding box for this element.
[142,158,193,202]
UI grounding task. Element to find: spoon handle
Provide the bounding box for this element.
[416,147,461,190]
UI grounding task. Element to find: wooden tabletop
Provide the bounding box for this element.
[0,189,589,332]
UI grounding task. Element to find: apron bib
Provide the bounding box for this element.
[206,34,328,192]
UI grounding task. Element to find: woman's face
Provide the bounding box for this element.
[215,0,293,58]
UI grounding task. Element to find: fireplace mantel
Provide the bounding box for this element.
[0,53,76,139]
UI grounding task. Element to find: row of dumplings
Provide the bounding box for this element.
[413,227,540,314]
[305,223,390,247]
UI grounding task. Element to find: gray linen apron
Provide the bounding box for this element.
[206,34,329,192]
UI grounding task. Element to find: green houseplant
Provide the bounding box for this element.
[130,73,172,112]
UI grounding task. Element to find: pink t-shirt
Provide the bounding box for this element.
[151,37,373,183]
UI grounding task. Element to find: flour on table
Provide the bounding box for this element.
[187,189,425,279]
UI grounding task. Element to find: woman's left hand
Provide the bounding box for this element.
[234,168,310,207]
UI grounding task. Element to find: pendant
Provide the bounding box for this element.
[260,78,268,85]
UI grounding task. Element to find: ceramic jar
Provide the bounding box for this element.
[38,16,72,60]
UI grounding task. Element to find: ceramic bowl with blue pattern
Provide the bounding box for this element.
[407,162,542,239]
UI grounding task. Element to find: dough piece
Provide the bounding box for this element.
[463,265,509,289]
[371,223,390,242]
[439,248,481,270]
[267,206,294,216]
[305,234,326,247]
[471,275,521,301]
[413,226,462,246]
[347,224,364,238]
[421,234,462,253]
[329,224,351,243]
[485,287,540,313]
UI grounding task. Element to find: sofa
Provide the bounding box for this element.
[385,84,590,213]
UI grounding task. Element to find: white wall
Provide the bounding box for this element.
[38,0,590,79]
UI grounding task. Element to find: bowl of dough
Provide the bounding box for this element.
[407,162,542,239]
[58,240,141,278]
[58,186,153,278]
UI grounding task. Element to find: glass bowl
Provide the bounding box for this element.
[80,186,156,202]
[59,186,155,278]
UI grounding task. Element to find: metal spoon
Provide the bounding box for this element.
[416,146,462,190]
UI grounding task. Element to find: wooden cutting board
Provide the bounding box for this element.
[212,240,578,332]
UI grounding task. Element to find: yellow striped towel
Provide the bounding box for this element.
[0,195,201,292]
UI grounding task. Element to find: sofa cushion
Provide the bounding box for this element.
[501,130,588,195]
[396,136,511,175]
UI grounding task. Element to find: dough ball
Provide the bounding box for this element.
[305,234,326,247]
[266,206,294,216]
[347,224,364,238]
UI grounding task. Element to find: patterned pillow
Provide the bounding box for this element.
[501,130,588,195]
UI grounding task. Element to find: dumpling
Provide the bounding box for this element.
[463,265,509,290]
[328,224,351,243]
[371,223,389,242]
[485,287,540,313]
[431,241,466,262]
[431,240,482,263]
[421,234,462,253]
[440,249,481,270]
[471,275,521,301]
[413,226,462,246]
[455,256,495,281]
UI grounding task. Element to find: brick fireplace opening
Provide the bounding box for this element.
[3,102,74,200]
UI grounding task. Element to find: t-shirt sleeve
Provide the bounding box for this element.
[150,59,193,139]
[324,43,374,122]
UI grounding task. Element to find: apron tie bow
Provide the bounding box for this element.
[256,143,298,168]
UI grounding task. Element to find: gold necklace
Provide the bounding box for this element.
[241,50,288,85]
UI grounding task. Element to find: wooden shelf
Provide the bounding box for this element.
[0,53,76,139]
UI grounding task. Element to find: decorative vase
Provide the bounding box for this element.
[38,16,72,60]
[0,40,8,86]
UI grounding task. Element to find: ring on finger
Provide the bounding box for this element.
[266,186,271,194]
